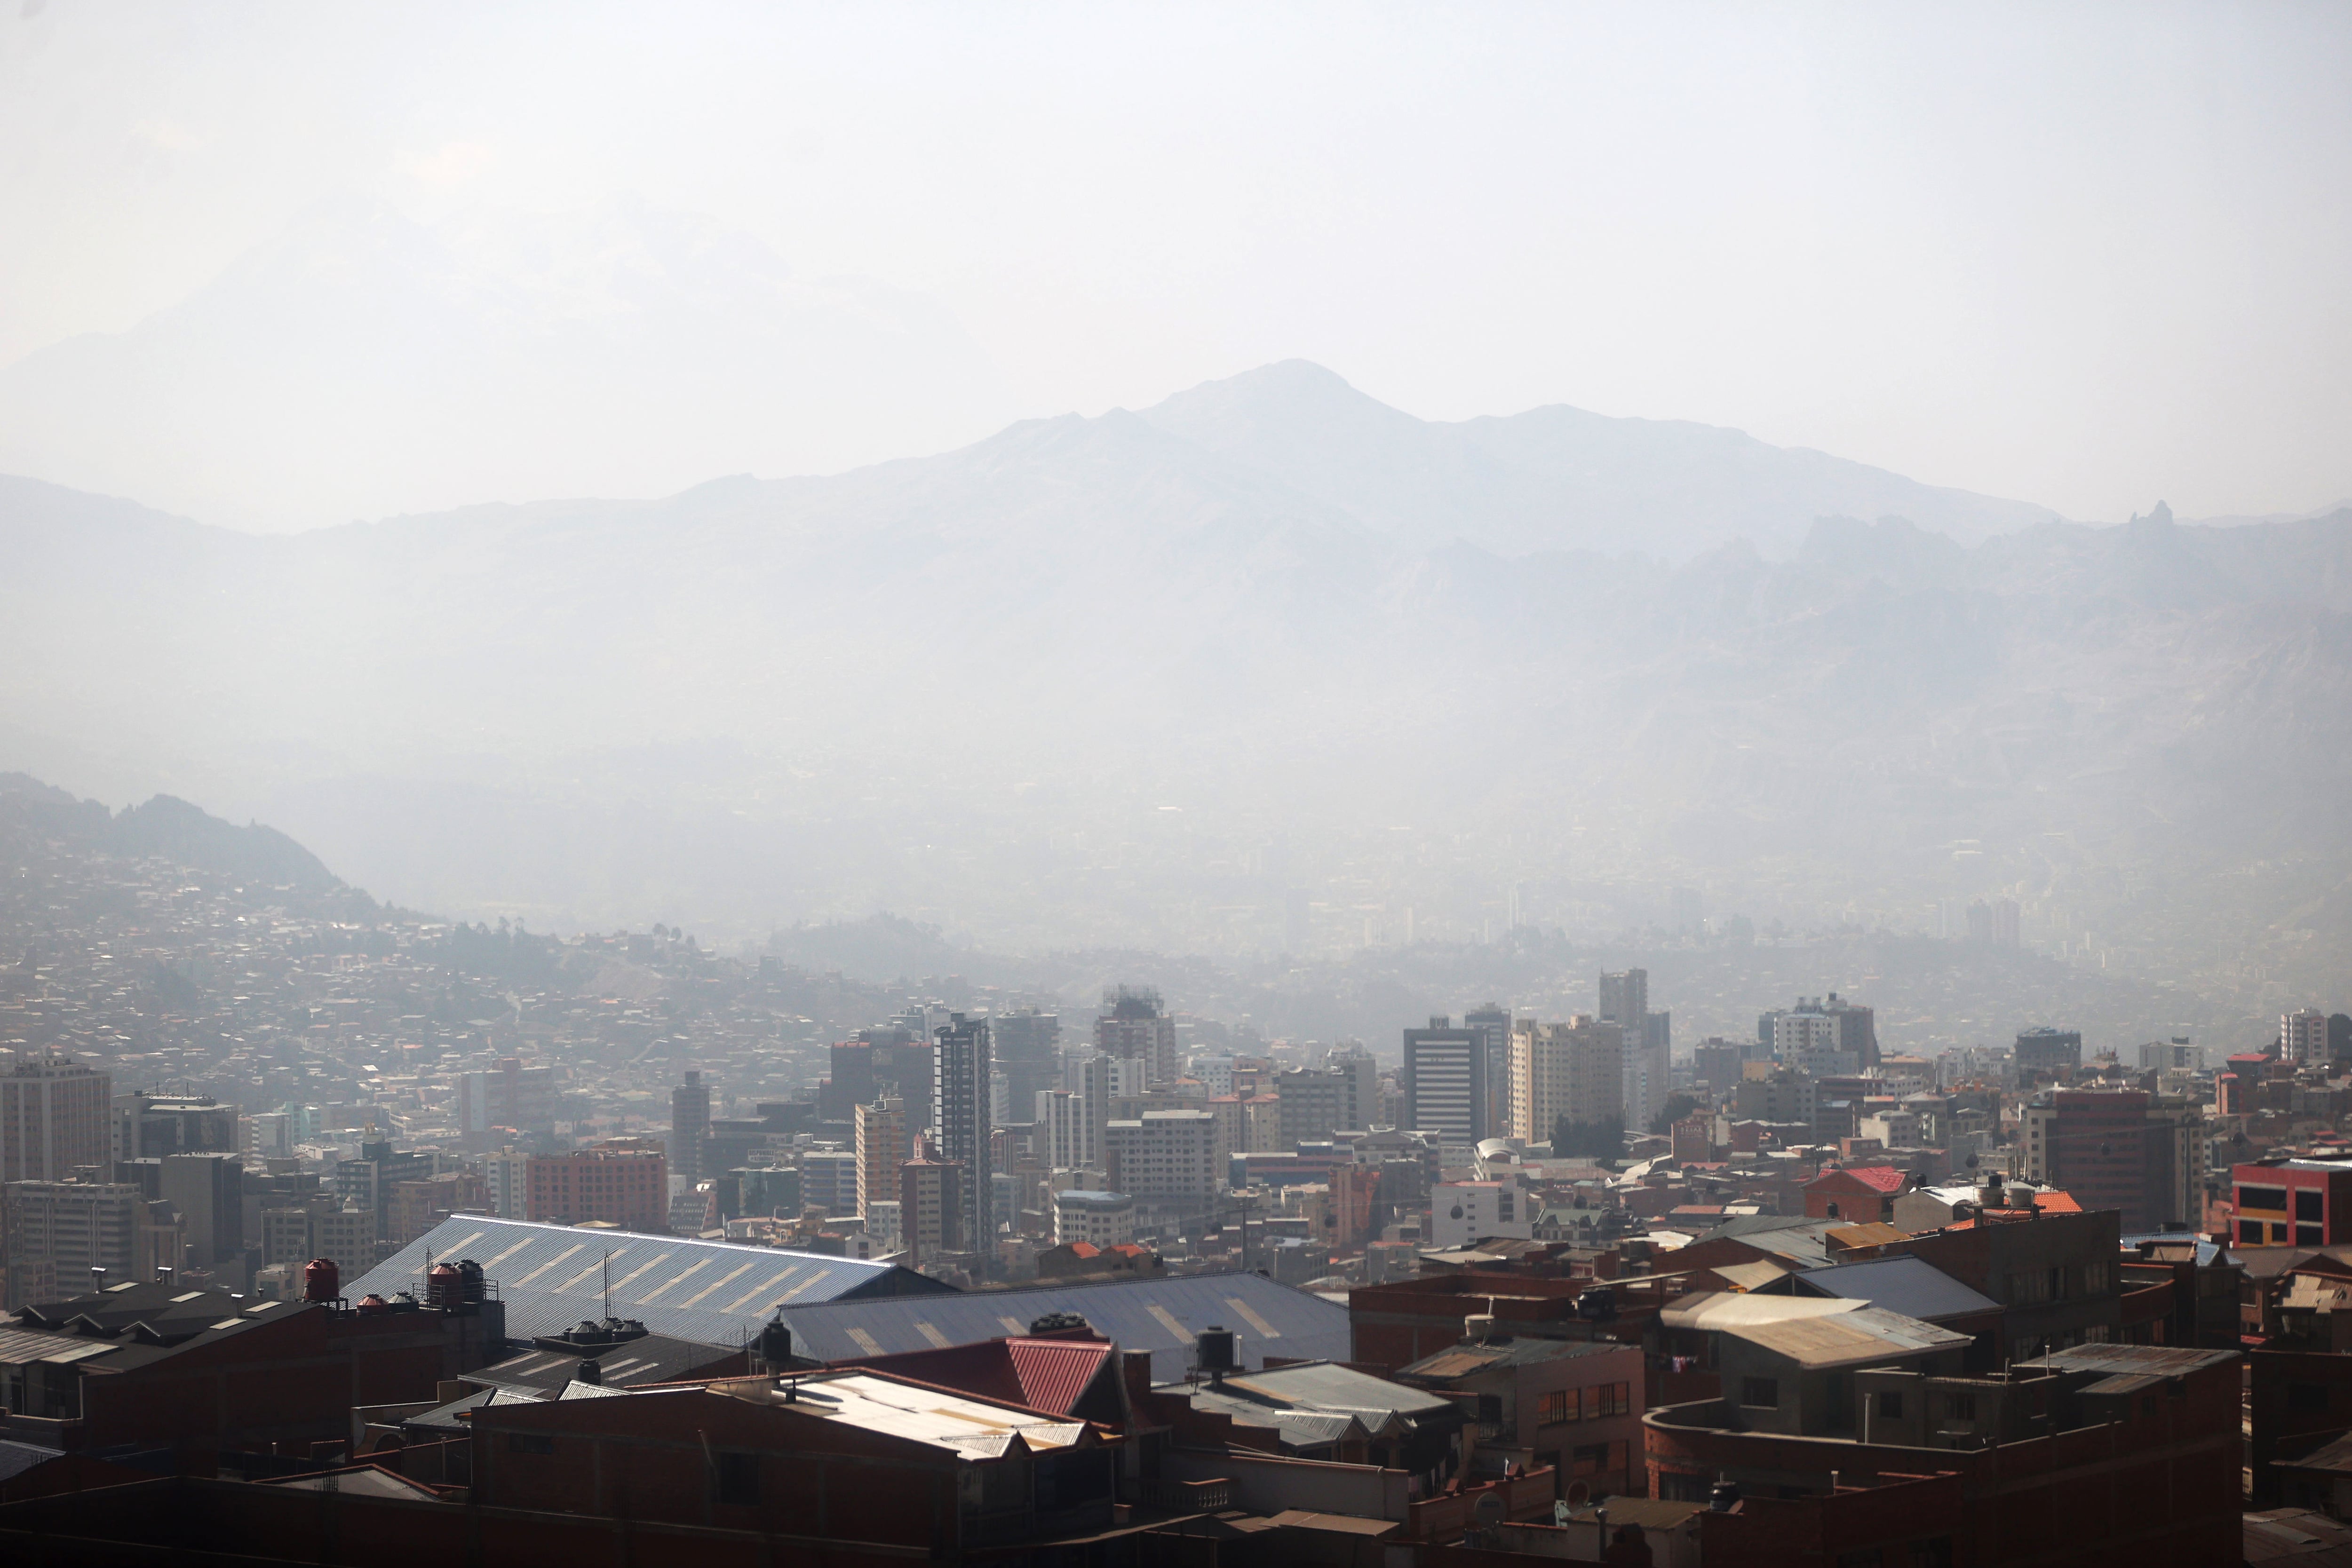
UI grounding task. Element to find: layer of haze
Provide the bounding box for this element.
[2,2,2349,529]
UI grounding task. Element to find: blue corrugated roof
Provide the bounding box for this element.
[777,1270,1350,1381]
[348,1217,950,1346]
[1795,1254,2000,1321]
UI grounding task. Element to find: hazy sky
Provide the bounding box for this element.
[3,1,2348,523]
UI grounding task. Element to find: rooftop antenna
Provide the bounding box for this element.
[603,1250,613,1319]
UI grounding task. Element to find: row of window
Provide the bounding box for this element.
[1536,1382,1632,1426]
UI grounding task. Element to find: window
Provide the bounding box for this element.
[2298,1189,2325,1222]
[2289,1383,2329,1414]
[2242,1220,2266,1244]
[1742,1377,1780,1409]
[2300,1226,2326,1246]
[1476,1394,1503,1425]
[714,1451,760,1505]
[508,1433,553,1455]
[1945,1393,1977,1422]
[1581,1385,1601,1419]
[1570,1442,1614,1476]
[2241,1185,2289,1213]
[1537,1391,1571,1427]
[1878,1390,1904,1420]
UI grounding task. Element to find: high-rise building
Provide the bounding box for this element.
[454,1059,558,1138]
[1600,970,1670,1130]
[854,1096,909,1219]
[2019,1089,2205,1232]
[112,1093,238,1161]
[2284,1010,2331,1066]
[1992,898,2021,949]
[669,1070,712,1185]
[3,1182,181,1298]
[1772,999,1867,1077]
[161,1152,243,1269]
[931,1015,993,1252]
[524,1141,668,1231]
[2016,1027,2084,1081]
[1272,1067,1351,1146]
[1508,1017,1624,1144]
[1464,1003,1512,1139]
[483,1147,530,1219]
[1402,1017,1488,1144]
[991,1009,1062,1126]
[1327,1046,1380,1133]
[2,1057,111,1182]
[899,1147,962,1266]
[1104,1109,1218,1227]
[1097,987,1177,1088]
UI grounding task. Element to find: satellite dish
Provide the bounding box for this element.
[1474,1494,1507,1528]
[1566,1480,1592,1506]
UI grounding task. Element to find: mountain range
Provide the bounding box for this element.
[1,360,2348,1017]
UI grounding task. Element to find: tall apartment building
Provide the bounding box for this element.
[524,1141,668,1231]
[1,1057,111,1182]
[1327,1046,1380,1132]
[1096,986,1177,1088]
[669,1070,712,1184]
[1509,1016,1624,1143]
[798,1148,860,1218]
[385,1169,490,1248]
[1464,1003,1512,1139]
[161,1152,243,1269]
[483,1147,530,1219]
[991,1009,1062,1125]
[2284,1010,2332,1066]
[854,1096,909,1219]
[1036,1083,1107,1176]
[1104,1109,1218,1227]
[1273,1067,1351,1147]
[260,1197,378,1275]
[931,1015,993,1250]
[2018,1089,2205,1232]
[113,1093,238,1161]
[1402,1017,1488,1144]
[3,1181,182,1296]
[455,1059,559,1137]
[1600,970,1674,1131]
[2016,1026,2085,1081]
[899,1148,962,1265]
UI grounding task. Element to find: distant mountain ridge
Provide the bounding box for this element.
[1136,360,2065,558]
[0,370,2347,1006]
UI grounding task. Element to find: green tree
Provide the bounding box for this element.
[1553,1114,1625,1160]
[1648,1093,1700,1136]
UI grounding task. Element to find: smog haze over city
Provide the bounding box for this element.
[5,2,2351,1060]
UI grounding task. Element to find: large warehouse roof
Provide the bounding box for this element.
[349,1217,953,1345]
[775,1270,1350,1381]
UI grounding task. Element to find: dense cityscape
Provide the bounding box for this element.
[1,774,2346,1566]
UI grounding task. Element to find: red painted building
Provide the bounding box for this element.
[2234,1158,2352,1248]
[525,1140,667,1231]
[1800,1165,1909,1223]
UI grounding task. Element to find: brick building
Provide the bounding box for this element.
[524,1140,667,1231]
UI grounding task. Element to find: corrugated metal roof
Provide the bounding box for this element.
[1794,1256,2001,1321]
[349,1217,951,1347]
[779,1270,1348,1382]
[1727,1306,1971,1370]
[2014,1343,2237,1377]
[1006,1338,1117,1415]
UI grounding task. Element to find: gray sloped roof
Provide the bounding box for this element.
[778,1270,1349,1382]
[348,1217,952,1346]
[1794,1255,2000,1321]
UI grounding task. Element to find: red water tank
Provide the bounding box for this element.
[426,1262,463,1308]
[355,1293,390,1316]
[302,1258,341,1304]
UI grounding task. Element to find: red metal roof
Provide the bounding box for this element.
[1006,1337,1117,1416]
[1807,1165,1907,1194]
